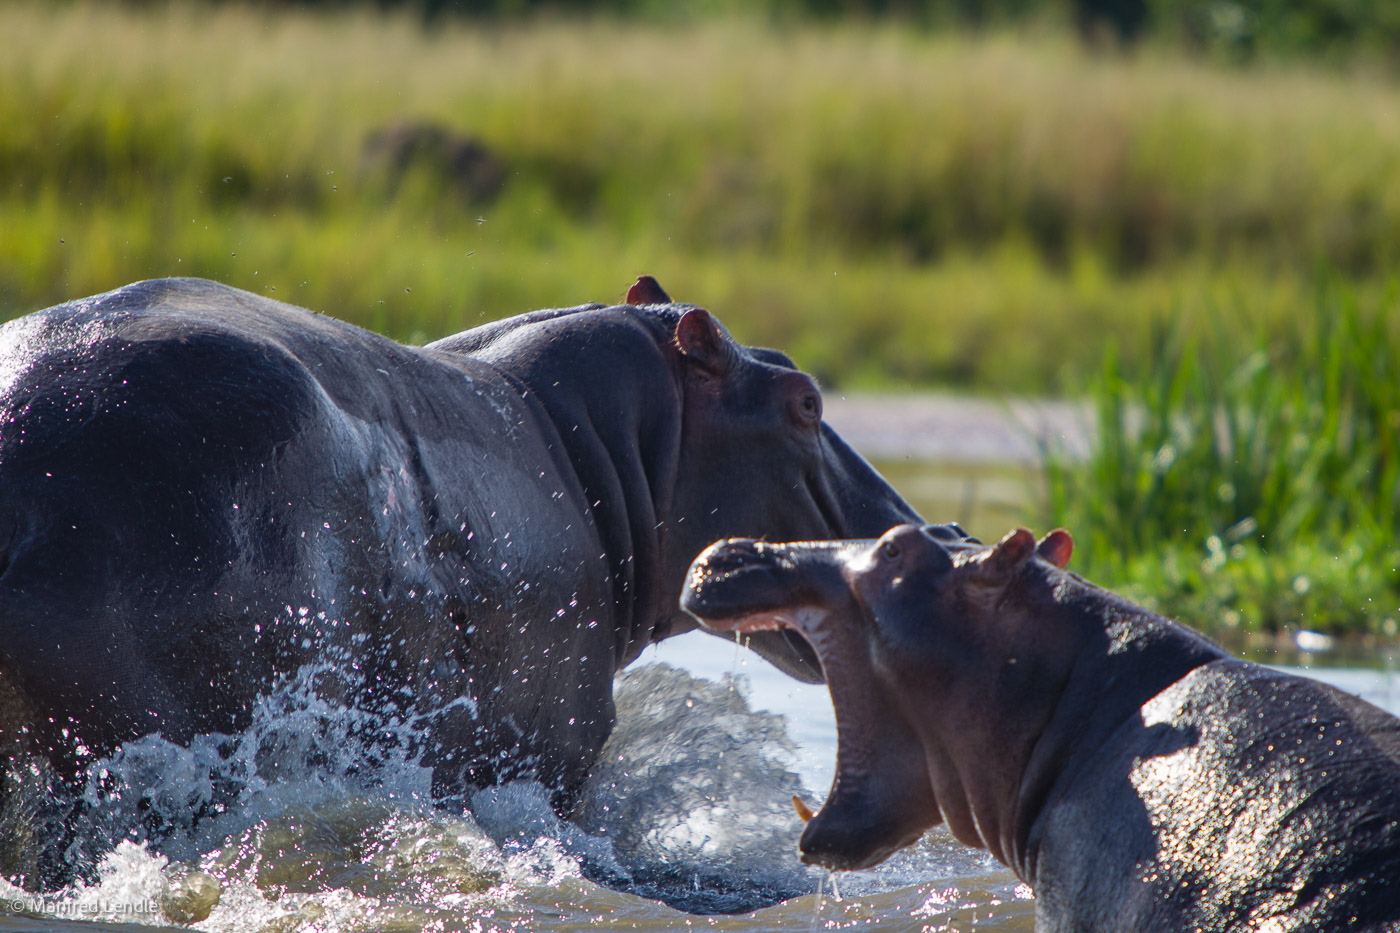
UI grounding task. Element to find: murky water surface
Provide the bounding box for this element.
[1,629,1396,933]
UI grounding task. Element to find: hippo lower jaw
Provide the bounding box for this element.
[794,679,940,871]
[799,810,922,872]
[683,537,940,871]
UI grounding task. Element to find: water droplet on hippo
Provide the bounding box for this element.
[587,620,598,629]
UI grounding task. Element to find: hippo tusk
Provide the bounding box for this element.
[792,795,816,823]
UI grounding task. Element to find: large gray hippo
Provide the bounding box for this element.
[682,525,1400,931]
[0,276,923,823]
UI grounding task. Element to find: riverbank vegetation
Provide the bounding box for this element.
[1041,280,1400,641]
[4,1,1397,638]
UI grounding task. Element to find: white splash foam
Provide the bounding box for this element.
[1,658,1007,929]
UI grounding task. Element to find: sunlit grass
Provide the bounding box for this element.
[1041,280,1400,637]
[6,2,1400,391]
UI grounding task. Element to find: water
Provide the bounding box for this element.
[3,630,1397,933]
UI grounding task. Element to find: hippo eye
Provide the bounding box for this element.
[787,388,822,428]
[880,541,901,563]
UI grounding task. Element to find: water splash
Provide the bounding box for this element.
[0,659,1016,930]
[576,663,818,912]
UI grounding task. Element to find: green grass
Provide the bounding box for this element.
[5,2,1400,392]
[1040,280,1400,638]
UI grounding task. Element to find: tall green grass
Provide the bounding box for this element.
[6,3,1400,390]
[1041,281,1400,637]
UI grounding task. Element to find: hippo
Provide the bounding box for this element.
[0,276,926,839]
[682,525,1400,931]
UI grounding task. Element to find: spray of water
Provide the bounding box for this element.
[0,659,1008,928]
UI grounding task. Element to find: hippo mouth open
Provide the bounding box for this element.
[682,537,936,872]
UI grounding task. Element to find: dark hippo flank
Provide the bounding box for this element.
[682,525,1400,932]
[0,275,925,887]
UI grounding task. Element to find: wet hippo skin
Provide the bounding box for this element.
[0,276,931,821]
[682,524,1400,931]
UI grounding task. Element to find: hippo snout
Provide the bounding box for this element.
[687,537,768,580]
[681,539,794,624]
[681,539,855,630]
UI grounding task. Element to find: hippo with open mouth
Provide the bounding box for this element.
[682,524,1400,931]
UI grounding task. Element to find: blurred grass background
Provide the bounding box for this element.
[2,0,1398,641]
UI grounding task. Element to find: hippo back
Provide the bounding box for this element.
[0,279,617,795]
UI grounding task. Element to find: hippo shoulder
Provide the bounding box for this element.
[1146,659,1400,755]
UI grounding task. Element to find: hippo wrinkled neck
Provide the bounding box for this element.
[1011,577,1228,884]
[449,305,686,667]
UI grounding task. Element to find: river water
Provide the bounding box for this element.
[1,628,1396,933]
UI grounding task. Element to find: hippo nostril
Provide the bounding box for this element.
[697,539,767,576]
[880,541,901,562]
[719,539,761,558]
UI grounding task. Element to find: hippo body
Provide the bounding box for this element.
[1034,657,1400,931]
[0,277,920,821]
[682,526,1400,932]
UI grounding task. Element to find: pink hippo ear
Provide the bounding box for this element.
[1036,529,1073,568]
[626,275,672,306]
[974,527,1037,586]
[675,307,733,375]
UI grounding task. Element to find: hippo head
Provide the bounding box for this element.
[654,289,927,681]
[452,275,932,682]
[681,524,1075,871]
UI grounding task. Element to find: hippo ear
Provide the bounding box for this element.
[974,528,1036,586]
[1036,529,1073,569]
[675,308,733,375]
[626,275,672,306]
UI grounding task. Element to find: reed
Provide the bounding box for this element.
[1041,281,1400,636]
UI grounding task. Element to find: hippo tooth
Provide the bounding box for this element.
[792,795,815,823]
